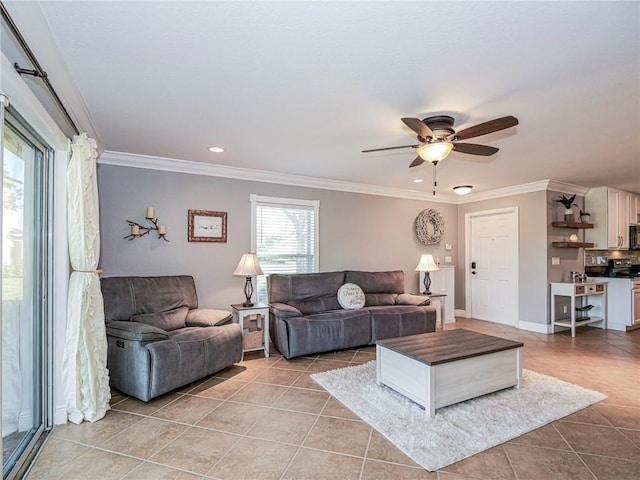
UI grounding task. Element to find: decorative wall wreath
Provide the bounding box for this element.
[415,208,446,245]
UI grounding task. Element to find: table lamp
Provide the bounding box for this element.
[233,253,264,307]
[415,254,440,295]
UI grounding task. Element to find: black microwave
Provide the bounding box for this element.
[631,225,640,250]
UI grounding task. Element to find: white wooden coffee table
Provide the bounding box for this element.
[376,329,523,417]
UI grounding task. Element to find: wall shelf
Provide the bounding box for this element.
[552,241,594,248]
[551,221,594,229]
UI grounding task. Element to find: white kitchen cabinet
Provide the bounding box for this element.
[585,187,630,249]
[631,194,640,224]
[588,277,636,331]
[420,265,455,323]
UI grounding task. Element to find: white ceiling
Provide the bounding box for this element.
[9,1,640,195]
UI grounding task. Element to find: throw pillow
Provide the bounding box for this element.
[131,306,188,331]
[337,283,365,310]
[289,296,341,315]
[186,308,232,326]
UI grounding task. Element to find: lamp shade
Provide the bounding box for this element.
[233,253,264,277]
[415,254,440,272]
[416,142,453,163]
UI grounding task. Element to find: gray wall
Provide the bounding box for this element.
[547,190,586,283]
[456,190,548,325]
[547,190,587,319]
[97,164,458,310]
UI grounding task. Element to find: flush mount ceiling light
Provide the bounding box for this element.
[208,146,225,153]
[453,185,473,195]
[416,141,454,164]
[413,178,424,183]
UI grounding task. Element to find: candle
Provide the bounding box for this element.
[131,225,140,235]
[146,207,155,219]
[158,225,166,235]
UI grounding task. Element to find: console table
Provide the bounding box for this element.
[550,282,607,337]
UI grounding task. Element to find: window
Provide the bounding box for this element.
[251,195,319,304]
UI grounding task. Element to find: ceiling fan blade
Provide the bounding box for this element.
[362,144,419,153]
[453,116,519,141]
[453,143,499,156]
[409,156,425,168]
[401,117,435,139]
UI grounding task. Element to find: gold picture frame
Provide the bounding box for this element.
[188,210,227,243]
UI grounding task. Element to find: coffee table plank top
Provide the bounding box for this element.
[376,329,523,366]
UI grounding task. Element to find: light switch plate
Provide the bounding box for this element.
[445,243,452,251]
[445,256,452,263]
[551,257,560,265]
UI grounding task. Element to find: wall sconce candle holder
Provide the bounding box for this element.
[124,207,169,242]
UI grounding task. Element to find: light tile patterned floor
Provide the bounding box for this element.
[26,319,640,479]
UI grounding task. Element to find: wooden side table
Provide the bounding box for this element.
[231,303,270,357]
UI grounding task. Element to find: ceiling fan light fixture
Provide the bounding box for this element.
[416,141,453,163]
[453,185,473,195]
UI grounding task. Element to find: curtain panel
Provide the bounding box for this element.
[62,133,110,424]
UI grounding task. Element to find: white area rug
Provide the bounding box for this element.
[311,361,606,471]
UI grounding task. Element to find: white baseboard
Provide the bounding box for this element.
[517,321,550,334]
[453,309,467,319]
[54,405,67,425]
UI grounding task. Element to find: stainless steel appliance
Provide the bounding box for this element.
[585,259,640,278]
[633,278,640,327]
[630,225,640,250]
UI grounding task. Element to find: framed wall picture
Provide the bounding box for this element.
[188,210,227,242]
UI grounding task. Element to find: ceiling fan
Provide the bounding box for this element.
[362,114,519,195]
[362,114,519,167]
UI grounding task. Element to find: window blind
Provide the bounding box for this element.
[252,197,318,303]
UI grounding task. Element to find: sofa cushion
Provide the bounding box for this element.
[269,271,345,303]
[106,321,169,342]
[101,275,199,321]
[281,309,372,358]
[132,306,188,331]
[337,283,365,309]
[186,308,232,327]
[270,302,303,319]
[344,270,405,294]
[396,293,431,306]
[364,293,398,307]
[289,295,341,315]
[368,305,436,342]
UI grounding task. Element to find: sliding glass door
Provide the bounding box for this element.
[2,108,50,480]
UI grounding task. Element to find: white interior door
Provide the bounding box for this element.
[467,208,518,326]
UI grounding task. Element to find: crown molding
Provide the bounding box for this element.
[456,179,590,204]
[544,180,590,196]
[99,151,460,204]
[99,151,592,205]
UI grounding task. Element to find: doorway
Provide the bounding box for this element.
[2,107,51,480]
[465,207,518,326]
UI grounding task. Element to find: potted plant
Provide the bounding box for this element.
[556,194,578,221]
[579,209,591,223]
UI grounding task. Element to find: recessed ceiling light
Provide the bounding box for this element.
[413,179,424,183]
[208,146,225,153]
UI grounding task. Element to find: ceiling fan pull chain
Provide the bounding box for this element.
[432,163,437,196]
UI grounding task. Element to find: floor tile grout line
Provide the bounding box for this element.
[277,393,333,480]
[201,427,247,478]
[357,427,374,480]
[550,422,599,479]
[501,444,522,480]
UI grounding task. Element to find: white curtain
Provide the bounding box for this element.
[62,133,110,424]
